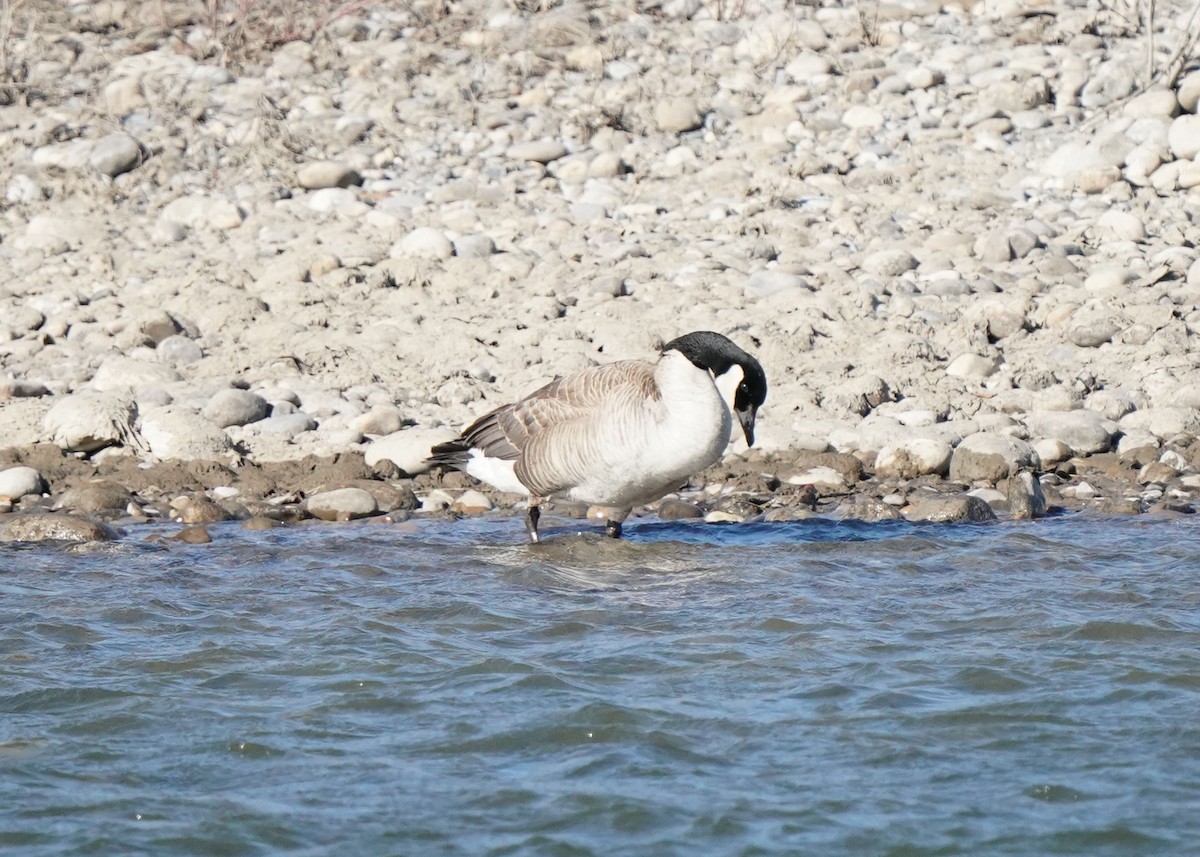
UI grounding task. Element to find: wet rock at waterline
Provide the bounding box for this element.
[0,513,119,543]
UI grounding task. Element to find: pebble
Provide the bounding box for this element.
[507,140,568,163]
[786,466,847,490]
[351,407,404,437]
[103,76,145,115]
[171,494,233,523]
[0,465,46,499]
[419,489,455,512]
[1168,114,1200,160]
[251,413,317,437]
[451,490,493,513]
[396,227,454,260]
[160,196,245,230]
[863,249,918,277]
[1178,71,1200,113]
[306,487,378,521]
[1116,429,1159,456]
[658,498,704,520]
[243,517,283,530]
[140,311,184,343]
[297,161,362,190]
[157,335,204,365]
[0,513,119,543]
[170,525,213,544]
[365,428,458,476]
[89,133,141,177]
[654,98,704,133]
[453,234,497,259]
[1067,314,1122,348]
[203,388,270,428]
[1006,471,1047,520]
[946,354,998,379]
[1032,438,1072,467]
[1064,481,1098,500]
[1096,210,1146,242]
[745,270,811,295]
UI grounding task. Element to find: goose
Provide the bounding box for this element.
[428,331,768,542]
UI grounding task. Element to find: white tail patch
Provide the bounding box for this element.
[465,449,530,496]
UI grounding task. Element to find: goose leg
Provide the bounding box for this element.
[605,519,623,539]
[525,504,541,543]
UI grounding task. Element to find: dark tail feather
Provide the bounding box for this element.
[428,438,470,471]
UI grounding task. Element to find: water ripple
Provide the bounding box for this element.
[2,515,1200,855]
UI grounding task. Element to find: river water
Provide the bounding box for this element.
[2,514,1198,856]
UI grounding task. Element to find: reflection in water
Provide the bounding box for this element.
[2,515,1199,856]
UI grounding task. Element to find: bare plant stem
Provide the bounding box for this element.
[1146,0,1154,87]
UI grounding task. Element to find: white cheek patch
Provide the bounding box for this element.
[714,364,746,445]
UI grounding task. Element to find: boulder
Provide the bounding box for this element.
[949,432,1040,483]
[0,513,119,543]
[904,494,998,523]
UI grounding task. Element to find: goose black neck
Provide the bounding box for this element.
[663,331,767,401]
[663,331,749,375]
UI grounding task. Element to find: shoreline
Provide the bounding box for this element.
[1,438,1192,544]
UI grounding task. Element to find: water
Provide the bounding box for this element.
[2,514,1199,856]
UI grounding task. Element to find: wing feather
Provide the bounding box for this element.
[433,360,662,496]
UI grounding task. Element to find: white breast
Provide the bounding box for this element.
[563,350,731,507]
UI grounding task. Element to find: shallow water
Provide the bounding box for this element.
[2,514,1199,856]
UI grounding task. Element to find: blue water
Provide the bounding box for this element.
[2,515,1199,855]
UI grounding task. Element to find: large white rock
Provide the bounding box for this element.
[90,355,181,392]
[1168,114,1200,160]
[138,406,231,460]
[1119,407,1200,439]
[874,438,953,479]
[44,391,143,453]
[365,427,458,475]
[0,466,47,499]
[1022,410,1114,455]
[949,432,1040,483]
[306,487,378,521]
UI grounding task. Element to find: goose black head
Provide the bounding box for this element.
[663,331,768,446]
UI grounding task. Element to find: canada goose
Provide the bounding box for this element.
[429,331,768,542]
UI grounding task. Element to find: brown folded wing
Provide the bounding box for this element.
[461,361,660,496]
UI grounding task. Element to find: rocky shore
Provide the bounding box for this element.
[3,0,1200,542]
